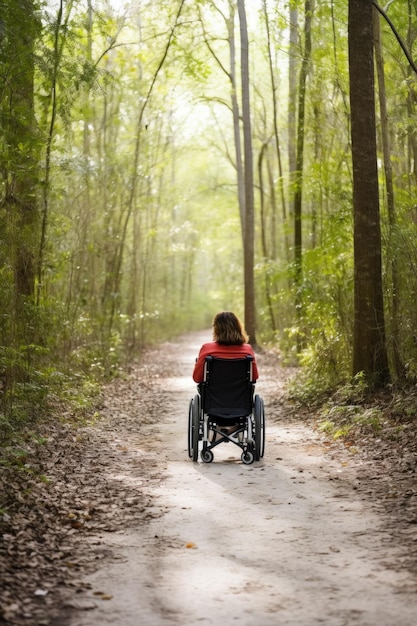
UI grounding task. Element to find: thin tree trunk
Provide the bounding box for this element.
[293,0,313,337]
[237,0,257,346]
[373,8,404,379]
[262,0,287,260]
[200,1,246,239]
[227,3,246,238]
[407,0,417,187]
[258,143,277,332]
[288,3,298,225]
[37,0,75,307]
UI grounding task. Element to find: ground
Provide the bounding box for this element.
[1,330,417,625]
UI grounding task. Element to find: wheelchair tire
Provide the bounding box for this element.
[187,399,194,458]
[253,395,265,461]
[201,449,214,463]
[259,397,265,458]
[191,394,201,462]
[241,450,254,465]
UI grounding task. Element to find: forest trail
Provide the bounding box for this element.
[56,331,417,626]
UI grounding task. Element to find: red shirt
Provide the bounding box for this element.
[192,341,259,383]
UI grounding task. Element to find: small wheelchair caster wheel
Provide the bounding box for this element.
[201,449,214,463]
[241,450,254,465]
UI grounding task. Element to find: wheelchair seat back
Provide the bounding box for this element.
[202,356,254,419]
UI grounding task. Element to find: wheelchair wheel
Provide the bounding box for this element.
[201,449,214,463]
[187,399,194,458]
[241,449,254,465]
[253,395,265,461]
[191,394,201,462]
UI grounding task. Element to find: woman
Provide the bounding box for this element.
[193,311,259,383]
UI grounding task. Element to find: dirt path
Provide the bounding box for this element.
[54,331,417,626]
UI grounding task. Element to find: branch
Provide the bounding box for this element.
[139,0,186,124]
[197,6,232,81]
[373,1,417,75]
[199,95,233,114]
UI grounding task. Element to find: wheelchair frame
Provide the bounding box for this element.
[188,356,265,465]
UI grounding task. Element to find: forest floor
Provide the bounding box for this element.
[1,330,417,626]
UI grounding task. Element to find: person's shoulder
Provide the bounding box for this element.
[199,341,217,352]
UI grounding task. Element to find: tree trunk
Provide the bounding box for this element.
[258,143,277,332]
[227,2,246,238]
[373,8,404,379]
[237,0,257,347]
[262,0,287,261]
[4,0,41,304]
[293,1,313,293]
[348,0,390,386]
[288,3,298,230]
[406,0,417,187]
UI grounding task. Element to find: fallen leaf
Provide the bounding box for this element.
[34,589,49,597]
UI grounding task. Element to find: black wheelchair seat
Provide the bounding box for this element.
[202,356,254,419]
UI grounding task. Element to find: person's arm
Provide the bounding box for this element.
[248,346,259,381]
[192,346,207,382]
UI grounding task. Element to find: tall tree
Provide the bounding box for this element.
[37,0,75,307]
[0,0,43,415]
[293,0,313,294]
[348,0,389,385]
[288,1,298,211]
[1,0,41,305]
[373,6,403,379]
[262,0,287,260]
[237,0,257,346]
[198,1,246,237]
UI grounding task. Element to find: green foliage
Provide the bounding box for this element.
[258,202,354,391]
[291,370,383,441]
[381,202,417,381]
[317,405,383,440]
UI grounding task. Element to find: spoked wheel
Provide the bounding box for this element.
[241,449,254,465]
[191,394,201,462]
[253,395,265,461]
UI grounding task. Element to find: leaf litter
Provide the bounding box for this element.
[1,340,417,625]
[0,353,166,625]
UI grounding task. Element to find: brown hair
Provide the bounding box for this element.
[212,311,249,345]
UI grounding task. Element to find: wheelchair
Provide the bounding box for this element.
[188,356,265,465]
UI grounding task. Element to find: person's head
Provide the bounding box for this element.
[212,311,249,345]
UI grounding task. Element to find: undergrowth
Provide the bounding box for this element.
[288,367,417,444]
[0,369,101,444]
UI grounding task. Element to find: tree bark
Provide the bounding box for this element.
[4,0,41,303]
[373,8,404,379]
[348,0,390,385]
[288,3,298,227]
[237,0,257,346]
[262,0,287,261]
[293,1,313,293]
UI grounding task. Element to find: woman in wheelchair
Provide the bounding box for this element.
[189,312,264,464]
[192,311,259,383]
